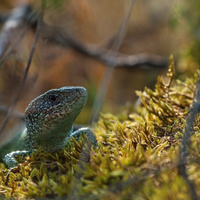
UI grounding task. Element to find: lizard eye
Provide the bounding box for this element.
[49,94,57,102]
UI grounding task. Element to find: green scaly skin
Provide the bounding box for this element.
[0,87,98,168]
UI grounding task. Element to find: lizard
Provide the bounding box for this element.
[0,86,98,169]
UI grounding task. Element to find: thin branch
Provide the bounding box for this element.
[0,106,24,120]
[89,0,135,124]
[0,5,33,68]
[177,78,200,200]
[40,24,169,69]
[0,1,46,135]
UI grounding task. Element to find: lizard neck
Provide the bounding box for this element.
[27,126,73,152]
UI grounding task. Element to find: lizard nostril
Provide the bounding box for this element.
[28,113,32,124]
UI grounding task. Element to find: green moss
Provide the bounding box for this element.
[0,57,200,199]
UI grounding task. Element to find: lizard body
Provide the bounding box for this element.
[0,86,98,168]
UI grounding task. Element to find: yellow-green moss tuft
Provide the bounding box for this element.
[1,57,200,199]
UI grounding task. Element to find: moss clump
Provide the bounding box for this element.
[0,57,200,199]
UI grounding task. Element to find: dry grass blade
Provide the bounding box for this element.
[0,0,46,136]
[90,0,135,124]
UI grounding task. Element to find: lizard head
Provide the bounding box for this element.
[24,86,87,147]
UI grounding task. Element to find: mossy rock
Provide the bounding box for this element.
[0,57,200,199]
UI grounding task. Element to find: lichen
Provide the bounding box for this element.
[0,57,200,199]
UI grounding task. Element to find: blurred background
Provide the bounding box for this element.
[0,0,199,135]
